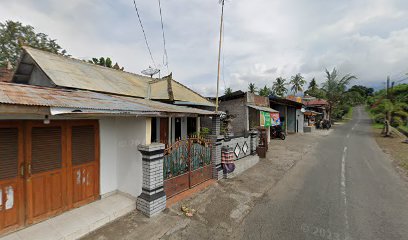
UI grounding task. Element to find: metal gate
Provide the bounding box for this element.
[163,138,212,198]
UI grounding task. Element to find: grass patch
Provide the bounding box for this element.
[344,107,353,120]
[399,125,408,132]
[372,123,384,129]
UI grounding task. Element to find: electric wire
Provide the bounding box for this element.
[132,0,157,68]
[158,0,169,73]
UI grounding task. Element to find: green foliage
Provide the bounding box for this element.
[259,85,271,97]
[248,83,257,93]
[0,20,67,68]
[272,77,288,97]
[348,85,374,99]
[88,57,121,69]
[199,127,210,138]
[322,68,357,120]
[290,73,306,94]
[224,87,233,96]
[368,84,408,128]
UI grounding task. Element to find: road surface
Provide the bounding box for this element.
[241,107,408,240]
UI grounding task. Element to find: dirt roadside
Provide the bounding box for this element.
[373,128,408,179]
[81,130,332,240]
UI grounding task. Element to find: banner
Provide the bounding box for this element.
[264,111,271,127]
[260,111,265,126]
[270,112,280,126]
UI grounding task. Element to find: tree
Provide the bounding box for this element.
[259,85,271,97]
[272,77,288,97]
[308,78,318,91]
[88,57,124,70]
[290,73,306,94]
[322,68,357,120]
[304,78,326,99]
[224,87,233,96]
[248,83,257,94]
[348,85,374,99]
[0,20,67,68]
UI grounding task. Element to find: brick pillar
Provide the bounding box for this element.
[210,115,223,180]
[250,130,258,155]
[136,143,166,217]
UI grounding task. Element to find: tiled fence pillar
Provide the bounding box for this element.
[210,115,223,180]
[250,131,258,155]
[137,143,166,217]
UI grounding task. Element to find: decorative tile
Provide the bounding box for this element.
[234,144,241,158]
[242,142,248,154]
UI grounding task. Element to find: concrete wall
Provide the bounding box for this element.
[222,135,252,161]
[219,97,248,135]
[99,117,147,198]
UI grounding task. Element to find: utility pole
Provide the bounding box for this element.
[215,0,225,113]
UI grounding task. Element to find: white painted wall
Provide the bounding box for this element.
[99,117,147,198]
[296,109,304,133]
[99,119,118,195]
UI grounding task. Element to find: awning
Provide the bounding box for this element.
[247,104,278,113]
[304,110,322,116]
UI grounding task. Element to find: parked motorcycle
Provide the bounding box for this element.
[271,125,286,140]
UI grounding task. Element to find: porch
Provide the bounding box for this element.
[0,193,135,240]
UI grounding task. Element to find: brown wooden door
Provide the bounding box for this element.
[160,118,169,145]
[25,122,67,224]
[68,121,100,207]
[0,122,24,234]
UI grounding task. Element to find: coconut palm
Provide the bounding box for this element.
[322,68,357,120]
[259,85,271,97]
[248,83,257,93]
[290,73,306,94]
[272,77,288,97]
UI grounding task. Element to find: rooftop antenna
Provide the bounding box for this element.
[215,0,227,113]
[141,66,160,78]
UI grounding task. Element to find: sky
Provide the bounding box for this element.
[1,0,408,96]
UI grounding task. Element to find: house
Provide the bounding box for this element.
[215,91,279,142]
[269,95,304,134]
[303,98,329,120]
[0,46,217,236]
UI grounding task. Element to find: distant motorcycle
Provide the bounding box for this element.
[271,125,286,140]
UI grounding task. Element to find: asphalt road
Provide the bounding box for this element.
[241,107,408,240]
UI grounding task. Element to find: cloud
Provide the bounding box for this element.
[1,0,408,95]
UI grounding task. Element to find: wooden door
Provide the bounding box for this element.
[0,122,24,234]
[26,122,67,224]
[160,118,169,145]
[68,121,100,207]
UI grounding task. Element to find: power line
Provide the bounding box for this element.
[132,0,157,68]
[158,0,169,73]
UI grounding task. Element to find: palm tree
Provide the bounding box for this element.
[290,73,306,95]
[272,77,288,97]
[224,87,233,96]
[259,85,271,97]
[322,68,357,121]
[248,83,257,93]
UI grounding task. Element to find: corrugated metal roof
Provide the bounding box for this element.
[0,82,215,115]
[247,104,278,113]
[23,47,214,106]
[24,47,152,98]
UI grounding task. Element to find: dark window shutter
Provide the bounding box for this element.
[72,126,95,166]
[0,128,18,180]
[31,127,62,174]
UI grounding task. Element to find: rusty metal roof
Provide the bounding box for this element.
[23,47,214,107]
[0,82,215,115]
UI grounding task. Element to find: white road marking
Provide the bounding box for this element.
[341,146,351,239]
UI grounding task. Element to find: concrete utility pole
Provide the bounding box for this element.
[215,0,225,113]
